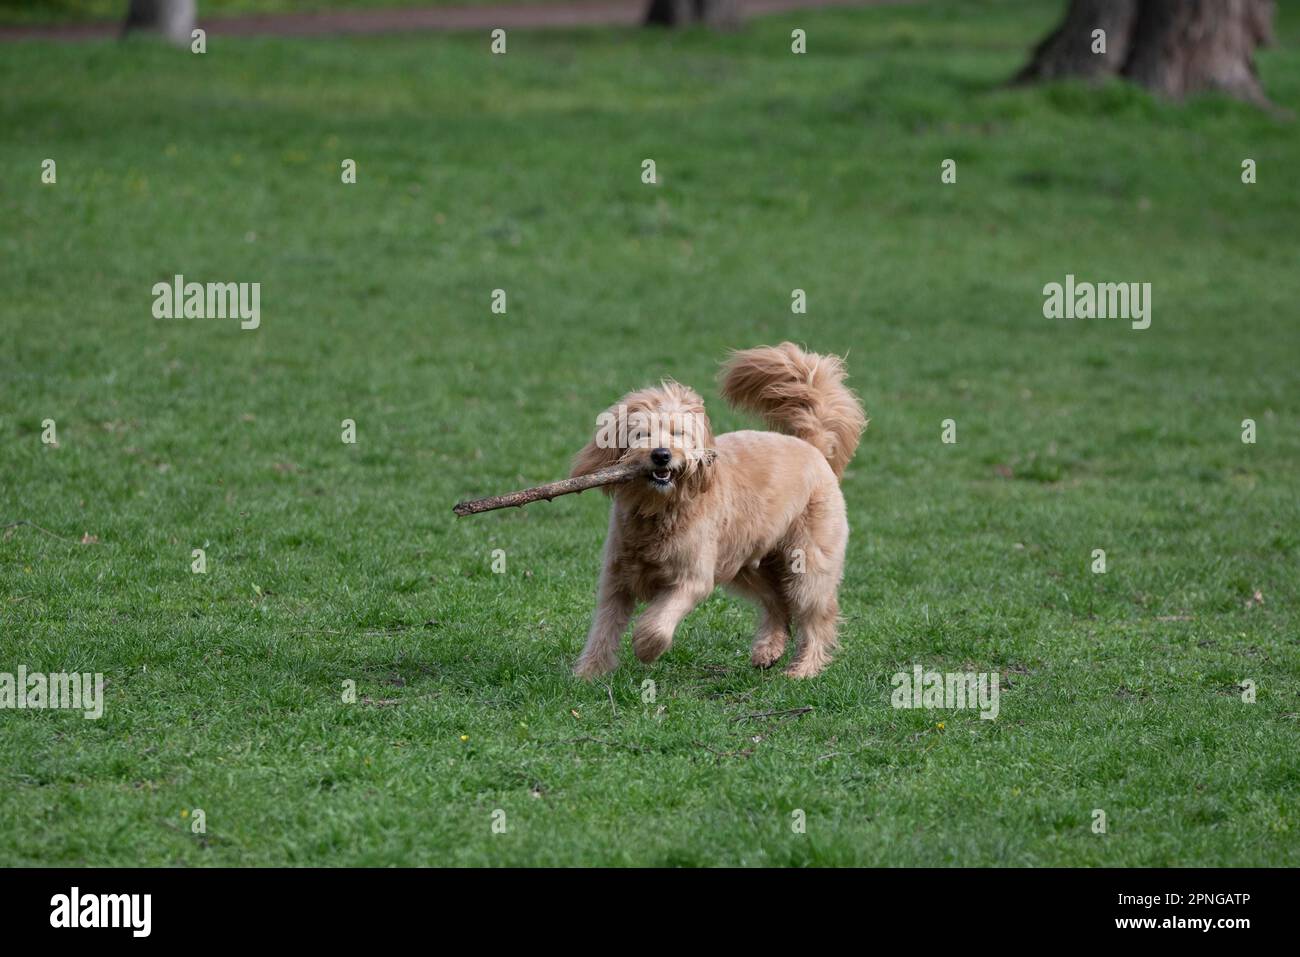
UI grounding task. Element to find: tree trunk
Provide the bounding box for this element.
[645,0,740,29]
[123,0,197,46]
[1122,0,1273,103]
[1015,0,1275,104]
[1014,0,1138,83]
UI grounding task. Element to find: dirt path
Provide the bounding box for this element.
[0,0,905,42]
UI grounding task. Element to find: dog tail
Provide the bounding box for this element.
[719,342,867,480]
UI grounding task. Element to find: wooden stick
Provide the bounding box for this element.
[732,706,814,723]
[453,462,643,517]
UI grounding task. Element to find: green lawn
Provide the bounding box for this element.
[1,0,1298,866]
[0,0,556,28]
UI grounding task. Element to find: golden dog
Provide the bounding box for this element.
[571,343,866,679]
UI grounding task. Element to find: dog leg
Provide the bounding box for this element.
[785,597,839,678]
[730,561,791,668]
[574,580,634,679]
[751,613,791,670]
[783,491,848,678]
[784,543,843,678]
[632,580,710,664]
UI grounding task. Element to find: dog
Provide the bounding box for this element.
[570,342,867,679]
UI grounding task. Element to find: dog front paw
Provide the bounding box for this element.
[783,658,828,679]
[573,653,617,679]
[750,641,786,669]
[632,629,672,664]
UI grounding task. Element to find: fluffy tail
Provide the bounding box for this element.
[719,342,867,480]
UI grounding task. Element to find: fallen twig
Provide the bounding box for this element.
[289,620,437,637]
[732,706,814,723]
[557,735,647,753]
[2,520,101,544]
[693,739,756,759]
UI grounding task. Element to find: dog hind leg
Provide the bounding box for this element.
[730,559,792,668]
[785,587,839,679]
[783,501,847,679]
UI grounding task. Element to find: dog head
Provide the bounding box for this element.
[572,380,716,504]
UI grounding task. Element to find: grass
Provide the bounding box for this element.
[1,0,1298,866]
[0,0,559,28]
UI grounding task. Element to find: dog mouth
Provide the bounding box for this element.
[649,467,674,487]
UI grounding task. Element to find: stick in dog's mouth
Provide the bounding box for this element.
[452,449,717,517]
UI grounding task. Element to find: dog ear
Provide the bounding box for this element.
[571,406,624,483]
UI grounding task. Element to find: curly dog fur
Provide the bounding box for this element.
[571,343,867,679]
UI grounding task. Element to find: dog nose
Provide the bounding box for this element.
[651,448,671,467]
